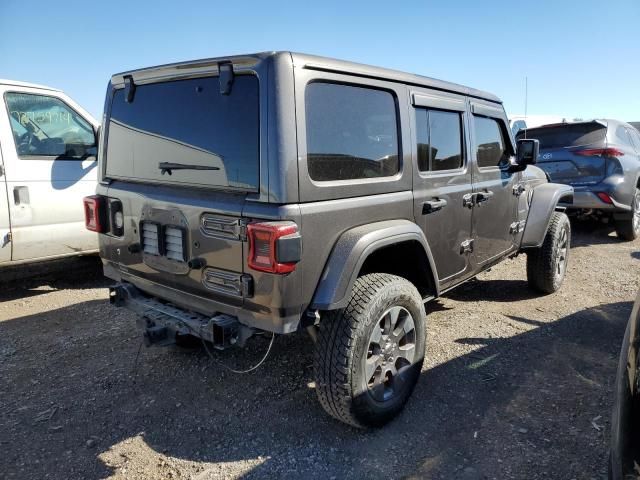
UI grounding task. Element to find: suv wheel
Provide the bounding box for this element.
[615,188,640,241]
[314,273,426,428]
[526,211,571,294]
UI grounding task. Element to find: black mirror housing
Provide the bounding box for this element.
[516,138,539,166]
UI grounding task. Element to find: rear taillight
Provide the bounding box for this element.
[574,147,624,157]
[596,192,613,204]
[83,195,107,232]
[247,222,301,274]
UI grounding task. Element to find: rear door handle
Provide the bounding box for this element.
[422,198,447,214]
[13,186,30,205]
[476,190,494,205]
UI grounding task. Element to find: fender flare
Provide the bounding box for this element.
[520,183,574,249]
[309,219,439,311]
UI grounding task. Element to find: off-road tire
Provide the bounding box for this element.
[614,188,640,241]
[526,211,571,294]
[314,273,426,428]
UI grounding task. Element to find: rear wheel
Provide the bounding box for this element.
[615,188,640,241]
[314,273,426,428]
[526,211,571,294]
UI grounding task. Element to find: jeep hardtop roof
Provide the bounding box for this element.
[110,51,502,104]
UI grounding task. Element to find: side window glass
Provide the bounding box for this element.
[305,82,399,182]
[511,120,527,136]
[473,115,507,168]
[625,128,639,152]
[5,92,96,160]
[416,108,463,172]
[615,125,632,146]
[632,130,640,153]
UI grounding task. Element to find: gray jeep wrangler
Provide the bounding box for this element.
[85,52,573,428]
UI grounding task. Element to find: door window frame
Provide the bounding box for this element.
[3,91,97,161]
[295,69,412,202]
[469,101,515,172]
[411,91,468,177]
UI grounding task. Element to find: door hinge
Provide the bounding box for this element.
[2,231,11,247]
[512,183,526,196]
[0,164,4,177]
[462,193,475,209]
[509,220,526,234]
[460,239,474,254]
[238,218,249,241]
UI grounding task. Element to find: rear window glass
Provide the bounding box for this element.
[105,75,259,190]
[516,123,606,149]
[305,82,399,182]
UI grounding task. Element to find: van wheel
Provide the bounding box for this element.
[526,211,571,294]
[314,273,426,428]
[615,188,640,241]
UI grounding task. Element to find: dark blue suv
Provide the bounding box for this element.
[517,120,640,240]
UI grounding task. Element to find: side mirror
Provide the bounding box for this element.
[516,138,539,166]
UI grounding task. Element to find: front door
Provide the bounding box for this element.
[411,91,473,286]
[2,91,98,262]
[469,102,519,266]
[0,148,10,263]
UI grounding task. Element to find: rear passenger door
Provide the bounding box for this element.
[410,91,473,286]
[469,102,519,266]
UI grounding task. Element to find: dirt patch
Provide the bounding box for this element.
[0,221,638,479]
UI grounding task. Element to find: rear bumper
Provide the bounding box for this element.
[561,190,631,211]
[110,283,241,348]
[103,261,303,334]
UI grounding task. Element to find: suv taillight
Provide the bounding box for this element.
[247,222,301,274]
[574,147,624,157]
[83,195,107,232]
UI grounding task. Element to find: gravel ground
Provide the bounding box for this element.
[0,220,638,480]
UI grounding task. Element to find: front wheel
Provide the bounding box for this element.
[314,273,426,428]
[526,211,571,294]
[615,188,640,241]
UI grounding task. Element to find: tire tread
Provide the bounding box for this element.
[314,273,424,428]
[526,211,570,293]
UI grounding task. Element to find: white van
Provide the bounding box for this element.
[0,79,99,266]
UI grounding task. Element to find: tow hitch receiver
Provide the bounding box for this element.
[110,283,251,349]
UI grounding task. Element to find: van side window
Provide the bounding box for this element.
[5,92,96,160]
[415,108,463,172]
[511,120,527,136]
[473,115,507,168]
[305,82,399,181]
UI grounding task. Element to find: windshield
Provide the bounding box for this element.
[105,75,259,190]
[516,123,606,149]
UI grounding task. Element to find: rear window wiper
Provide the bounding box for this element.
[159,162,221,175]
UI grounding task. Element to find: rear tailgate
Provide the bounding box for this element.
[518,122,607,185]
[100,70,260,306]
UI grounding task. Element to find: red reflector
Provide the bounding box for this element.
[596,192,613,204]
[83,195,106,232]
[247,222,298,274]
[574,147,624,157]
